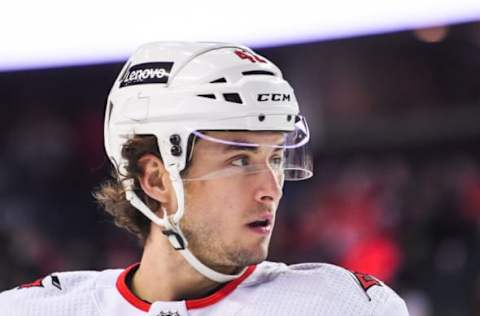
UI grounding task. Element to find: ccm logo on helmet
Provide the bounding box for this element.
[257,93,291,102]
[119,62,174,87]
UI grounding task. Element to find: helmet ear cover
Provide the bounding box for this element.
[119,133,197,187]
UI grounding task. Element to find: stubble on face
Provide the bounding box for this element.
[179,182,273,274]
[176,131,283,274]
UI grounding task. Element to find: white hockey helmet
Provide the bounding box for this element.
[105,42,312,282]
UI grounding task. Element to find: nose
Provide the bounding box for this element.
[253,167,283,204]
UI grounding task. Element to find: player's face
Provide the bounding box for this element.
[180,131,284,273]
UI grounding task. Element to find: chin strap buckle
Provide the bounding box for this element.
[162,229,186,250]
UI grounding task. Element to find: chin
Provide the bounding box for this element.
[209,251,267,275]
[247,255,268,266]
[232,245,269,267]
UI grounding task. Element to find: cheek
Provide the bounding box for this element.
[185,178,251,220]
[209,177,253,206]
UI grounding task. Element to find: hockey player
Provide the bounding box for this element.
[0,42,409,315]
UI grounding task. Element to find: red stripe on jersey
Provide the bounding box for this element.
[186,265,256,309]
[116,263,256,312]
[116,263,150,312]
[19,278,44,289]
[351,271,382,292]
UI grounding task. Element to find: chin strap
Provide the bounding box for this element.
[122,165,246,283]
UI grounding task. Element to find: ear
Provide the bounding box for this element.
[137,154,177,214]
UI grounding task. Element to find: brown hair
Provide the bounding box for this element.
[94,135,161,245]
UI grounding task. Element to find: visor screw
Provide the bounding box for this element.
[171,145,182,156]
[170,134,181,145]
[287,115,292,122]
[258,114,266,122]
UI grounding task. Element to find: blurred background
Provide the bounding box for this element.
[1,3,480,315]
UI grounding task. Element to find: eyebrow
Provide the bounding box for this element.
[222,144,258,153]
[221,142,285,154]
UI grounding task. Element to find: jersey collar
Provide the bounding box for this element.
[116,263,256,312]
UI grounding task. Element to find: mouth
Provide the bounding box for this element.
[246,215,273,235]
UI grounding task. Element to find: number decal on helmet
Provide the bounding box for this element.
[234,50,266,63]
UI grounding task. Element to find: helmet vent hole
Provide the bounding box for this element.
[287,115,292,122]
[170,134,181,145]
[197,94,216,100]
[242,70,275,76]
[258,114,266,122]
[223,93,243,104]
[210,77,227,83]
[171,145,182,156]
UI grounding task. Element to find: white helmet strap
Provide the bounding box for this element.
[123,166,246,283]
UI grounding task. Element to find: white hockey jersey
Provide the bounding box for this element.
[0,261,409,316]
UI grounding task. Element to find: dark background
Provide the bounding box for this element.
[1,22,480,316]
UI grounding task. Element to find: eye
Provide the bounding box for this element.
[270,155,284,168]
[231,156,251,167]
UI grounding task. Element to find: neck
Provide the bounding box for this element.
[131,228,230,302]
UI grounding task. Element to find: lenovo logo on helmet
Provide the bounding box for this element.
[257,93,291,102]
[119,62,174,87]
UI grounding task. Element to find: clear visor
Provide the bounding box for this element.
[182,117,313,183]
